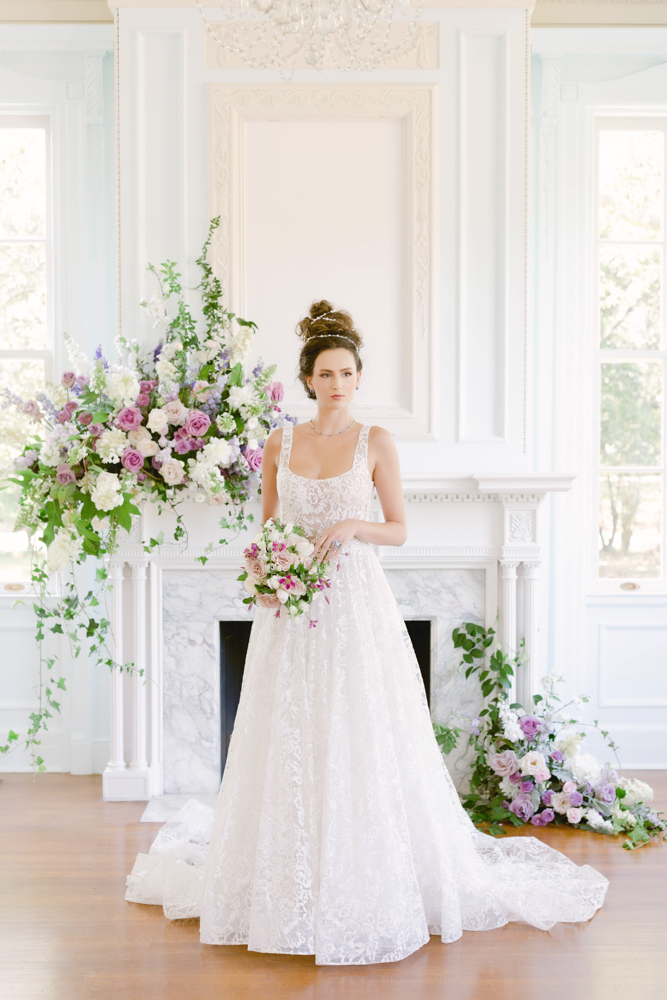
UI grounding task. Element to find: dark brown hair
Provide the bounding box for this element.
[296,300,363,399]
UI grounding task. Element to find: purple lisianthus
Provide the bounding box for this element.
[542,790,554,806]
[244,446,263,472]
[489,749,519,777]
[137,471,147,483]
[116,406,143,432]
[89,423,104,437]
[184,410,211,437]
[596,783,616,804]
[531,808,555,826]
[531,812,547,826]
[550,749,564,763]
[568,790,583,807]
[509,771,521,784]
[55,464,77,485]
[520,780,534,794]
[508,794,535,821]
[61,371,77,388]
[136,393,150,407]
[192,437,204,450]
[151,455,163,470]
[121,447,144,473]
[519,715,542,739]
[78,411,93,426]
[173,438,191,455]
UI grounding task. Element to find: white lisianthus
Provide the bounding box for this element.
[107,367,141,406]
[46,527,83,573]
[96,428,129,464]
[201,437,232,468]
[618,776,654,807]
[499,775,521,800]
[216,412,236,434]
[91,471,124,512]
[294,537,315,560]
[147,408,169,435]
[568,753,602,788]
[227,384,255,411]
[519,751,547,777]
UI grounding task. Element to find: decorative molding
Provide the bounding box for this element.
[509,511,533,542]
[84,55,104,125]
[208,83,437,440]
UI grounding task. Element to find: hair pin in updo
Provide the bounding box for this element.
[308,333,358,347]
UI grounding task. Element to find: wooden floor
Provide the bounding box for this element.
[1,772,665,1000]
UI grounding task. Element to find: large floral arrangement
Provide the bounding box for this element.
[2,218,294,568]
[436,623,666,850]
[0,218,295,769]
[239,518,330,623]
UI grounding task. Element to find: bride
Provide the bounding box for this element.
[126,300,608,965]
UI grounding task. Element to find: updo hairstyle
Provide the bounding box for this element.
[296,300,363,400]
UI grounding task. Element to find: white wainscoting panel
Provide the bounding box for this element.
[598,624,667,708]
[209,83,437,439]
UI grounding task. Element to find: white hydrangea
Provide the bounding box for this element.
[499,706,523,743]
[201,437,233,467]
[188,460,225,497]
[555,731,583,760]
[37,433,63,468]
[107,367,140,407]
[96,428,129,464]
[568,753,602,788]
[90,471,124,512]
[46,527,83,573]
[227,384,255,412]
[618,776,654,807]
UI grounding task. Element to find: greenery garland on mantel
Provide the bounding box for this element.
[435,622,666,850]
[0,219,294,769]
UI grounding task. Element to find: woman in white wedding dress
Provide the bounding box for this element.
[126,300,608,965]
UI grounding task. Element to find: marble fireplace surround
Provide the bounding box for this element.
[102,475,573,801]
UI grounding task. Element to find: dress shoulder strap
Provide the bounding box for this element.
[353,423,371,471]
[279,423,293,469]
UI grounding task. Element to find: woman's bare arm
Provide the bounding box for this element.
[260,428,282,522]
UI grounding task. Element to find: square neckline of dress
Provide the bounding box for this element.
[284,422,365,483]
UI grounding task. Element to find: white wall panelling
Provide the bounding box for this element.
[208,83,437,439]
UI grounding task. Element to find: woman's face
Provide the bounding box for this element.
[307,348,361,407]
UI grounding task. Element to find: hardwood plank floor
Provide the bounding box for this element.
[0,771,665,1000]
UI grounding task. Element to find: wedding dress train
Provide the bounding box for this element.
[126,423,608,964]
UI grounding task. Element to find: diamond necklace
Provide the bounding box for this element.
[309,418,356,437]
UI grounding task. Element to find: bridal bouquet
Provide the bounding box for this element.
[239,518,330,622]
[436,623,666,850]
[1,218,295,568]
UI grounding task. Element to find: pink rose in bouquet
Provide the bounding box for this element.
[256,593,281,609]
[121,447,144,473]
[140,380,157,394]
[244,446,263,472]
[116,406,143,432]
[184,410,211,437]
[56,464,76,485]
[61,371,77,388]
[245,555,268,580]
[163,399,188,425]
[22,400,42,422]
[136,393,150,407]
[489,750,519,776]
[273,546,295,572]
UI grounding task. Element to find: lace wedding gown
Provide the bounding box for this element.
[126,423,608,964]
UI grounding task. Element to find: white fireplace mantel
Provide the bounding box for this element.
[102,474,574,801]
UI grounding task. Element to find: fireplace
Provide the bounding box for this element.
[219,618,433,772]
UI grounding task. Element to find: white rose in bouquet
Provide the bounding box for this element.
[159,457,186,486]
[163,399,188,425]
[147,408,169,435]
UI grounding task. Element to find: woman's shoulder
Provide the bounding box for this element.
[366,424,394,447]
[264,425,285,455]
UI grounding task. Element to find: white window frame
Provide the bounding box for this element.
[593,115,667,594]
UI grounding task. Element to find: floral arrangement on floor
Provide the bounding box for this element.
[435,622,666,851]
[239,518,330,623]
[0,217,294,769]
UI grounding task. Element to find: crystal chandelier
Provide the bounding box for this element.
[196,0,426,75]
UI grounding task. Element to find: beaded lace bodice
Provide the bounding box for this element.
[276,423,374,538]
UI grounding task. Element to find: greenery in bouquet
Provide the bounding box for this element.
[239,518,331,624]
[435,622,666,850]
[0,217,295,768]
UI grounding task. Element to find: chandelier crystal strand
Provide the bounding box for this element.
[196,0,426,76]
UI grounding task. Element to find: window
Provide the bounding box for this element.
[0,116,52,582]
[596,120,666,586]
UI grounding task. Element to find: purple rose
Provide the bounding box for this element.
[520,779,533,793]
[89,423,104,437]
[184,410,211,437]
[509,771,521,784]
[140,380,157,393]
[191,437,204,450]
[489,749,519,776]
[173,438,191,455]
[519,715,542,739]
[531,812,546,826]
[116,406,143,432]
[596,783,616,804]
[136,393,150,407]
[55,464,76,485]
[61,371,76,388]
[508,795,535,821]
[531,808,555,826]
[78,411,93,426]
[244,446,263,472]
[541,790,553,806]
[121,447,144,473]
[550,749,564,762]
[267,381,284,402]
[173,427,189,441]
[568,791,583,807]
